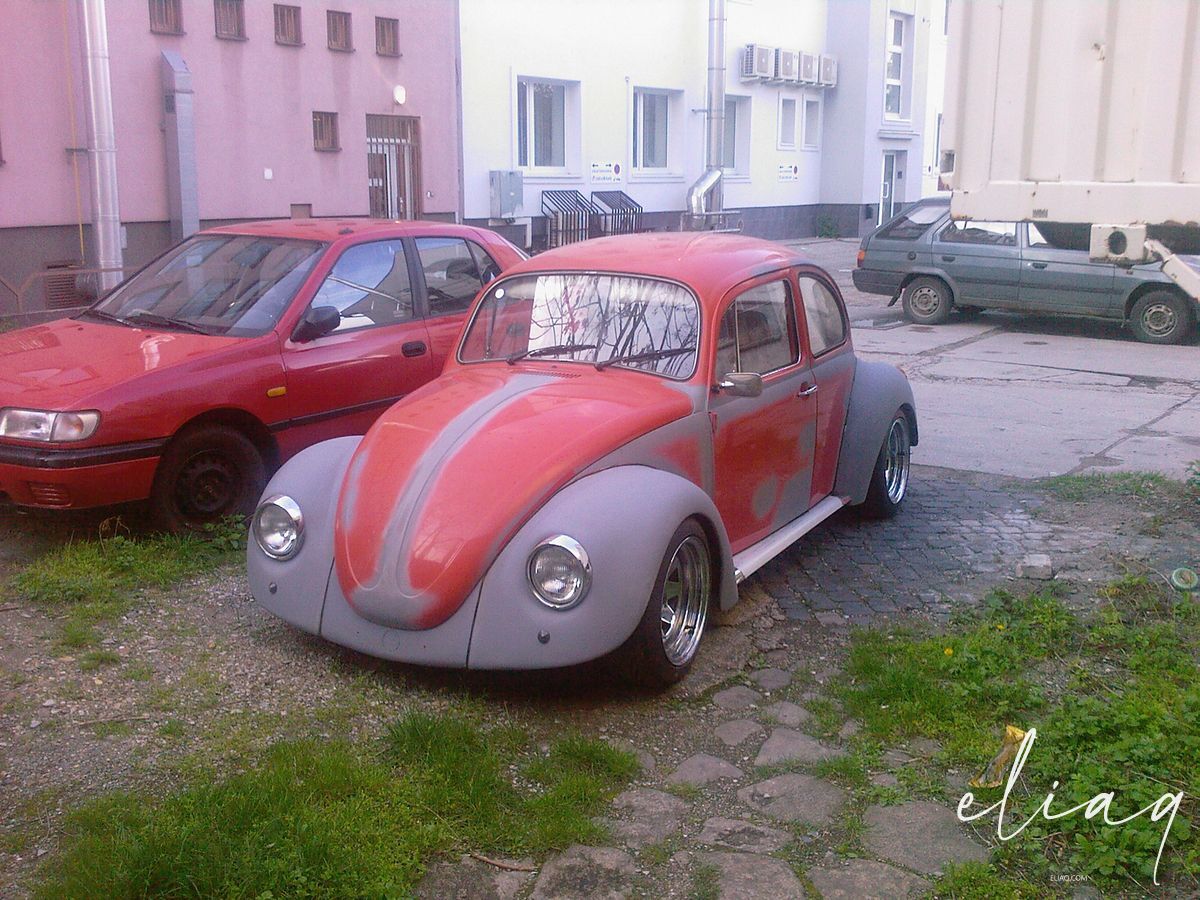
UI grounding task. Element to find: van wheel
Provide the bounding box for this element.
[902,277,953,325]
[1129,291,1195,345]
[150,425,265,532]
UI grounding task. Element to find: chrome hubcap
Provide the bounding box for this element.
[910,286,941,316]
[1142,303,1177,337]
[884,416,911,504]
[660,535,710,667]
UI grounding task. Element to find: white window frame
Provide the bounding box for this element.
[722,94,751,178]
[777,95,798,150]
[629,86,685,181]
[884,12,907,120]
[801,96,821,151]
[514,76,579,176]
[632,88,671,171]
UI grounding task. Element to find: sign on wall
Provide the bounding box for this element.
[778,164,800,182]
[591,162,622,183]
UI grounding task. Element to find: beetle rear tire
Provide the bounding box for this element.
[902,276,953,325]
[859,411,912,519]
[150,424,265,532]
[614,519,712,690]
[1129,290,1195,345]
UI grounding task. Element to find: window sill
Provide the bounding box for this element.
[777,144,798,152]
[520,170,584,184]
[723,173,751,183]
[150,28,186,36]
[376,50,402,58]
[877,126,917,141]
[315,147,342,153]
[629,171,686,184]
[276,40,305,47]
[215,33,248,41]
[328,45,355,53]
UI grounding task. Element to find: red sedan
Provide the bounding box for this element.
[0,219,524,529]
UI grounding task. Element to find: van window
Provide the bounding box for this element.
[876,203,946,241]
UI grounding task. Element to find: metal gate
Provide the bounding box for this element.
[367,115,420,219]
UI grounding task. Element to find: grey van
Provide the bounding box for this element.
[852,197,1199,345]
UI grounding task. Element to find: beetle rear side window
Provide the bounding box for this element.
[310,239,414,333]
[717,280,799,377]
[798,276,846,356]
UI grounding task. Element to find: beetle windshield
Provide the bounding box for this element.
[459,274,700,379]
[84,234,325,337]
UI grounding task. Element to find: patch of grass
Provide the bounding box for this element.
[666,782,702,802]
[90,721,134,739]
[805,696,843,739]
[123,662,154,682]
[39,713,636,897]
[1040,470,1180,503]
[812,749,873,791]
[157,719,186,739]
[690,859,721,900]
[78,650,120,672]
[929,861,1044,899]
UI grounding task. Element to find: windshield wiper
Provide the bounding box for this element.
[124,311,212,335]
[506,343,598,365]
[595,346,694,370]
[77,308,134,327]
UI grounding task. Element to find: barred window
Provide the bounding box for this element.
[375,17,399,56]
[313,112,340,151]
[214,0,245,40]
[274,4,302,45]
[327,10,352,51]
[149,0,183,35]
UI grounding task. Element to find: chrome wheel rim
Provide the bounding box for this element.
[884,416,911,504]
[910,286,942,317]
[660,535,710,667]
[1141,303,1177,338]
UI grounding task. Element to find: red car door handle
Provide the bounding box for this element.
[797,382,818,397]
[402,341,427,357]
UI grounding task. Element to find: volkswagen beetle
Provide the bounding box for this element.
[247,233,917,686]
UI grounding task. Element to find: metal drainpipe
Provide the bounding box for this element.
[685,0,726,228]
[79,0,123,290]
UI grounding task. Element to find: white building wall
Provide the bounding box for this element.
[922,0,948,196]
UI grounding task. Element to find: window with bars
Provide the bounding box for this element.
[214,0,245,40]
[274,4,302,45]
[327,10,352,51]
[149,0,183,35]
[313,111,340,151]
[375,17,400,56]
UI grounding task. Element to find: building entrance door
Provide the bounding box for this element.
[367,115,420,219]
[878,150,906,224]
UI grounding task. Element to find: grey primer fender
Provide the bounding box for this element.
[467,464,737,670]
[833,360,918,505]
[246,436,361,636]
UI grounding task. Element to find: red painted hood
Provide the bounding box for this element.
[333,365,694,630]
[0,318,243,409]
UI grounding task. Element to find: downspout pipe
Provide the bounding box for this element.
[685,0,726,228]
[80,0,123,290]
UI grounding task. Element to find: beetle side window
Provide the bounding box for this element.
[417,237,487,316]
[309,240,413,334]
[798,276,846,356]
[717,280,799,377]
[939,220,1016,246]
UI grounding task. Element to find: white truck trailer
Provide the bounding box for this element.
[938,0,1200,303]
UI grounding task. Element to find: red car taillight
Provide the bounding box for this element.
[856,249,865,267]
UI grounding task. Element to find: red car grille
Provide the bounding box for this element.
[27,482,72,507]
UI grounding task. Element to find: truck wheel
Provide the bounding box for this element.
[859,411,911,519]
[150,424,265,532]
[902,277,953,325]
[1129,291,1195,345]
[615,519,711,690]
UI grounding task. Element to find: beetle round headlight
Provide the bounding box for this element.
[527,535,591,609]
[253,495,304,560]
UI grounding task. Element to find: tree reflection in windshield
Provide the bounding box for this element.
[460,274,700,379]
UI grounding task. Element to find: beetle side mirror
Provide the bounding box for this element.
[718,372,763,397]
[292,306,341,343]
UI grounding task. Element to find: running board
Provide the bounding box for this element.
[732,496,848,584]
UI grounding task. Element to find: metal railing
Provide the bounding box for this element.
[541,190,599,249]
[590,191,644,237]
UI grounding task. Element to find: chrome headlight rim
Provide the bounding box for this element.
[253,494,304,560]
[0,408,101,443]
[527,534,592,610]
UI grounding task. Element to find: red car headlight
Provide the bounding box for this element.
[0,408,100,442]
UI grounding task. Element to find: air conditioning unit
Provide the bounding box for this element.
[774,49,800,83]
[799,52,819,84]
[819,55,838,88]
[741,43,776,80]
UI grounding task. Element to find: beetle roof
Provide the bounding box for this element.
[503,233,816,299]
[203,218,491,243]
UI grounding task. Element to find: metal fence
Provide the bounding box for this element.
[590,191,644,237]
[541,190,599,249]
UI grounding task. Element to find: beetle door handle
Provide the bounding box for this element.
[1030,261,1048,269]
[797,382,818,397]
[907,251,917,260]
[402,341,427,357]
[941,255,956,262]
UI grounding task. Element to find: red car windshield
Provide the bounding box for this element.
[459,273,701,379]
[87,234,325,337]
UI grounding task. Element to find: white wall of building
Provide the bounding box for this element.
[922,0,949,196]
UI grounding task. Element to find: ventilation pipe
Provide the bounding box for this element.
[79,0,123,290]
[685,0,726,229]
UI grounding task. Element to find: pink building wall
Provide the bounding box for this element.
[0,0,461,234]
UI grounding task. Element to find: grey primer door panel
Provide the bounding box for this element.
[1020,223,1120,317]
[932,219,1020,306]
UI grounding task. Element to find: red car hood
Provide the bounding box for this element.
[0,318,242,409]
[334,365,694,630]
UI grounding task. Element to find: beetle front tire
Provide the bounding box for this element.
[614,518,712,690]
[859,411,912,519]
[901,276,953,325]
[150,424,266,532]
[1128,290,1195,345]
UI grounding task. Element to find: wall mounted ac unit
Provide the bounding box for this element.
[741,43,776,80]
[799,52,819,84]
[774,49,800,83]
[819,55,838,88]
